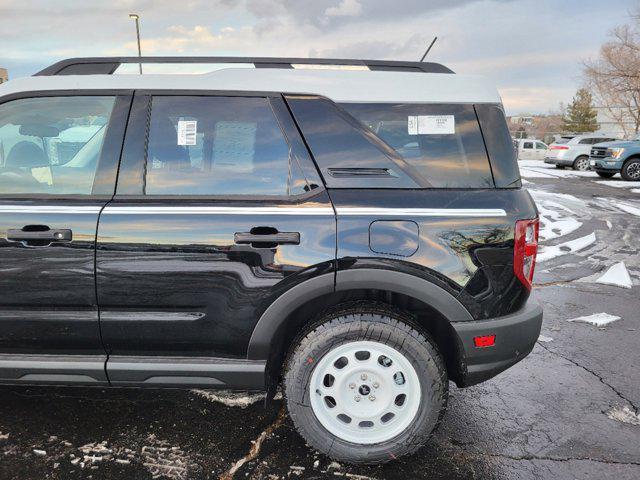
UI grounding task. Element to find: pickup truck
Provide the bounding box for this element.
[590,136,640,180]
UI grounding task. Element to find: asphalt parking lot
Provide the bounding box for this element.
[0,162,639,480]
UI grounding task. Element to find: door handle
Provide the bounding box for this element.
[234,231,300,246]
[7,227,72,243]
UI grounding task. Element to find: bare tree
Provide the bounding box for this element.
[583,14,640,137]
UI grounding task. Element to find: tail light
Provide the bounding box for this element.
[514,218,539,290]
[550,145,569,150]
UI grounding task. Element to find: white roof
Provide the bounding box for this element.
[0,68,501,105]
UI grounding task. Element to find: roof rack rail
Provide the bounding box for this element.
[34,56,454,76]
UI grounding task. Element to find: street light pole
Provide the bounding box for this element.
[129,13,142,74]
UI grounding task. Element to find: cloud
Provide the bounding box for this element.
[0,0,637,114]
[499,86,576,113]
[325,0,363,18]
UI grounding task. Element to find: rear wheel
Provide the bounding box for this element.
[621,158,640,181]
[284,303,447,464]
[573,156,590,171]
[596,171,616,179]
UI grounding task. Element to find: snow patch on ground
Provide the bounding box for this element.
[594,180,640,189]
[595,262,633,289]
[191,389,266,408]
[613,202,640,217]
[538,335,553,343]
[632,188,640,194]
[529,189,584,242]
[566,313,621,327]
[539,217,582,241]
[191,389,282,408]
[520,168,556,178]
[606,406,640,426]
[141,435,192,480]
[69,437,193,479]
[537,232,596,262]
[606,220,612,229]
[529,189,586,209]
[519,161,598,179]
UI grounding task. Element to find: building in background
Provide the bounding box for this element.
[595,106,636,138]
[507,114,564,144]
[509,116,534,127]
[0,68,7,84]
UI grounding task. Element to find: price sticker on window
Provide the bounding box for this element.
[177,120,197,146]
[407,115,455,135]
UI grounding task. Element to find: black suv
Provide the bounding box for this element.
[0,57,542,464]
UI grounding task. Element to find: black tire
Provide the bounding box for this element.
[284,302,448,464]
[596,171,616,178]
[621,158,640,181]
[573,155,590,171]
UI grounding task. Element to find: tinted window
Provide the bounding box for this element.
[474,104,520,188]
[579,138,594,144]
[536,142,547,149]
[145,96,304,196]
[523,142,533,149]
[341,103,493,188]
[0,96,116,194]
[286,96,421,189]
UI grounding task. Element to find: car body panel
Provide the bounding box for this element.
[544,134,619,167]
[590,139,640,174]
[0,59,543,390]
[516,139,547,161]
[96,193,336,359]
[329,188,536,320]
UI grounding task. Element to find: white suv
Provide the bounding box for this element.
[544,134,619,171]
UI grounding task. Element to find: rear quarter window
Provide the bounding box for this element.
[340,102,494,188]
[475,104,521,188]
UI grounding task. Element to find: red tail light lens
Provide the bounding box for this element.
[514,218,539,290]
[474,335,496,348]
[550,145,569,150]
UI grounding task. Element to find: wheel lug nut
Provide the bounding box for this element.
[354,396,361,402]
[361,373,367,381]
[349,383,356,389]
[373,382,379,389]
[369,395,376,401]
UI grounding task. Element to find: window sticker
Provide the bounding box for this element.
[407,115,419,135]
[177,120,197,146]
[407,115,455,135]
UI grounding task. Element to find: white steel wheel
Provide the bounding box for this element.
[284,303,448,464]
[309,340,422,444]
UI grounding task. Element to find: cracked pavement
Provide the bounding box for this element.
[0,174,639,479]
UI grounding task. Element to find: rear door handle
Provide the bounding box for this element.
[234,232,300,246]
[7,228,72,243]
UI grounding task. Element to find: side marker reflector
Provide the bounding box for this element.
[474,335,496,348]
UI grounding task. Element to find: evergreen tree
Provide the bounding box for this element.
[563,88,598,132]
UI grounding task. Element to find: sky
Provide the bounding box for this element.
[0,0,637,115]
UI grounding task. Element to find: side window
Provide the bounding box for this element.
[145,96,305,196]
[578,138,594,144]
[536,142,546,149]
[338,102,494,188]
[475,104,519,188]
[523,142,533,149]
[0,96,116,194]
